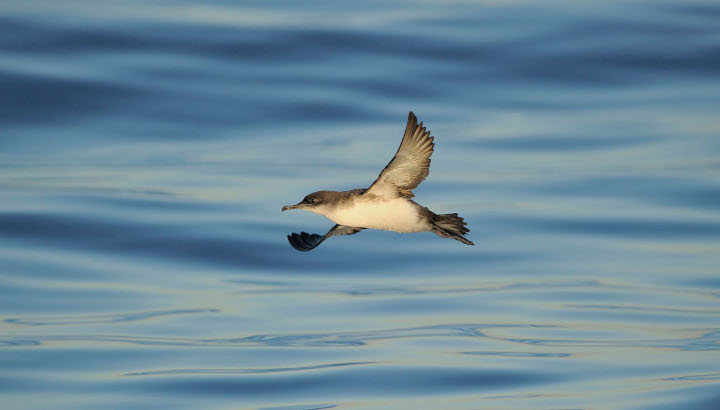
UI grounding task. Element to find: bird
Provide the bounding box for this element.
[282,111,473,251]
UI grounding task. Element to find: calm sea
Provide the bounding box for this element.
[1,0,719,408]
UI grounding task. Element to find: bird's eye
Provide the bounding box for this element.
[311,198,317,203]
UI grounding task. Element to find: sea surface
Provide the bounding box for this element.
[1,0,720,408]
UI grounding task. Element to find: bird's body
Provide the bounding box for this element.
[322,192,429,233]
[282,111,473,251]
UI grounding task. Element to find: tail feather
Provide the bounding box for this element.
[432,213,474,246]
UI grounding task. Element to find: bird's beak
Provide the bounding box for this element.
[282,203,304,212]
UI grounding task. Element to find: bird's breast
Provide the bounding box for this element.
[326,198,429,233]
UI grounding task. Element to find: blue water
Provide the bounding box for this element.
[2,0,720,408]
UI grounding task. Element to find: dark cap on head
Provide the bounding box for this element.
[282,191,336,211]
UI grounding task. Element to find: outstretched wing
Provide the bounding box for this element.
[287,225,364,252]
[365,111,435,199]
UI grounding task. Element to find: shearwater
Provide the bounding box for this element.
[282,111,473,251]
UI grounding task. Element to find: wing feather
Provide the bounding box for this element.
[365,112,435,198]
[287,225,363,252]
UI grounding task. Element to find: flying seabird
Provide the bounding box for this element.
[282,111,473,251]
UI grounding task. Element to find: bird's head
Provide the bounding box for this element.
[282,191,334,215]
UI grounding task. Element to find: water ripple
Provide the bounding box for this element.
[0,323,540,348]
[664,373,720,381]
[5,309,219,326]
[126,361,375,376]
[259,405,335,410]
[565,304,720,316]
[6,324,718,352]
[124,365,555,397]
[499,215,720,239]
[227,279,616,297]
[467,134,658,152]
[502,328,720,351]
[461,351,571,358]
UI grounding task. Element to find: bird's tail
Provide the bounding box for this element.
[432,213,474,245]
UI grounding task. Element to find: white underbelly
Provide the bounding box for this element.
[327,199,429,233]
